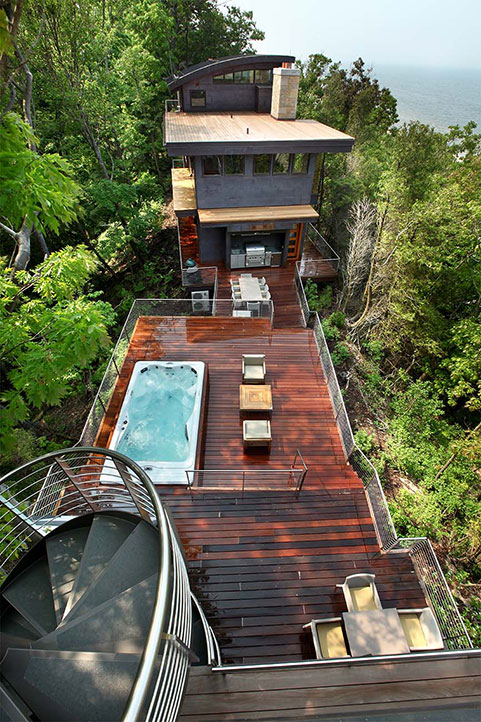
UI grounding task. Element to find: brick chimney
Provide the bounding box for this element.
[270,67,301,120]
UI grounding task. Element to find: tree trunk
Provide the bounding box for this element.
[80,112,110,179]
[13,218,33,270]
[34,225,49,258]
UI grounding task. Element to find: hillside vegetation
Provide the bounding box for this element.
[0,3,479,640]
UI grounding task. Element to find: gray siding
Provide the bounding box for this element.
[193,155,317,209]
[182,73,274,112]
[198,225,226,263]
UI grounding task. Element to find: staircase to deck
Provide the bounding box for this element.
[1,512,158,721]
[0,447,199,722]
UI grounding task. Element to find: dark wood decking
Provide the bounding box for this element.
[166,487,426,665]
[95,316,427,665]
[179,653,481,720]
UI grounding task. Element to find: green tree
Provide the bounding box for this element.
[0,246,115,450]
[0,113,80,268]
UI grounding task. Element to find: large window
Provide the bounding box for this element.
[254,69,272,85]
[233,70,254,84]
[292,153,310,174]
[213,72,234,83]
[273,153,290,174]
[253,154,272,175]
[190,90,206,108]
[224,155,245,175]
[202,156,222,176]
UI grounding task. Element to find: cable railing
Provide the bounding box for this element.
[185,451,308,494]
[310,313,472,651]
[0,446,200,722]
[80,298,274,448]
[294,260,311,327]
[305,223,340,271]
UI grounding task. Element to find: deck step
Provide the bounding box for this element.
[63,520,158,623]
[2,558,57,636]
[34,573,158,653]
[62,514,136,620]
[46,526,90,624]
[1,648,140,722]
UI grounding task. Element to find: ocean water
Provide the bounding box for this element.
[370,64,481,133]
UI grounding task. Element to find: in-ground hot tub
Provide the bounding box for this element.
[109,360,205,484]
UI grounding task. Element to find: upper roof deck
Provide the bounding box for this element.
[164,111,355,155]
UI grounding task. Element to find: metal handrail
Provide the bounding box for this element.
[185,462,307,493]
[212,647,480,673]
[294,261,311,327]
[0,447,192,722]
[306,222,339,264]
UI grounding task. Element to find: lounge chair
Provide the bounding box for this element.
[242,354,266,384]
[303,618,350,659]
[398,608,444,651]
[337,573,382,612]
[243,419,271,451]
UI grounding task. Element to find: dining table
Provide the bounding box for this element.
[237,276,265,302]
[342,609,411,657]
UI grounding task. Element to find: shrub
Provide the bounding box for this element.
[329,310,345,328]
[304,279,333,311]
[321,317,340,341]
[331,342,350,366]
[354,428,375,454]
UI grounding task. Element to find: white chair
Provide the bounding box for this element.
[247,301,260,317]
[398,608,444,651]
[260,277,266,286]
[242,354,266,384]
[336,574,382,612]
[303,618,350,659]
[261,291,271,301]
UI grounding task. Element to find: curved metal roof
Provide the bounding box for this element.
[166,54,295,92]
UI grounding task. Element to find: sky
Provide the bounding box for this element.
[228,0,481,70]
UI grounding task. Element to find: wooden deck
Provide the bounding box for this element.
[96,316,427,665]
[179,653,481,720]
[171,168,196,214]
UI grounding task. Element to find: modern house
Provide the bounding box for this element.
[164,54,353,270]
[0,55,480,722]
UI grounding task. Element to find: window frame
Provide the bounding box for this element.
[273,153,290,175]
[190,89,206,108]
[224,155,245,176]
[254,69,273,85]
[202,155,223,176]
[291,153,310,175]
[253,154,272,175]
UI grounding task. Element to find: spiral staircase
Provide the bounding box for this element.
[0,448,215,722]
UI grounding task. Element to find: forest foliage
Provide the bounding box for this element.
[0,3,480,637]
